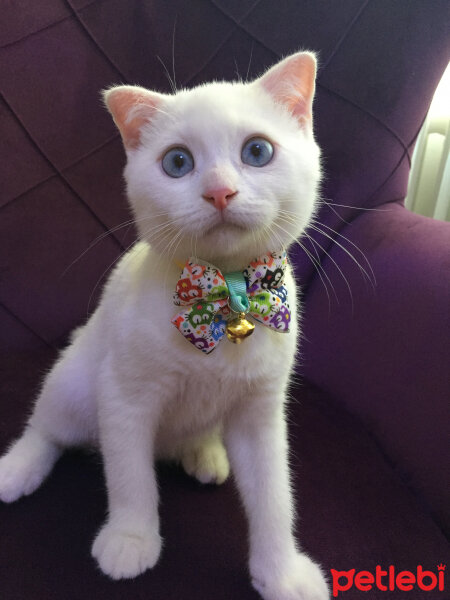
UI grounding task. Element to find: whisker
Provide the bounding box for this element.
[171,228,185,264]
[86,237,141,316]
[308,222,374,286]
[189,232,195,260]
[274,217,358,307]
[61,219,137,278]
[322,199,390,212]
[311,219,376,286]
[271,217,333,291]
[263,223,285,255]
[61,211,186,278]
[233,56,242,82]
[256,227,267,259]
[317,199,350,225]
[303,230,353,310]
[134,222,182,252]
[84,212,187,316]
[245,42,254,82]
[165,226,184,262]
[171,15,178,92]
[295,237,334,310]
[157,55,176,94]
[270,221,334,309]
[194,232,199,262]
[150,227,179,274]
[164,228,185,290]
[142,223,176,248]
[275,207,376,288]
[250,226,259,257]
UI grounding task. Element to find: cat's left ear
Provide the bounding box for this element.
[255,52,317,125]
[103,85,166,150]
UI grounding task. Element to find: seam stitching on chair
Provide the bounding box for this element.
[184,0,262,86]
[75,0,101,10]
[318,0,371,75]
[0,0,100,50]
[1,93,125,251]
[1,14,72,50]
[0,301,55,350]
[64,0,129,83]
[0,133,121,214]
[365,146,410,206]
[408,114,428,149]
[317,83,411,165]
[0,174,57,213]
[64,132,120,169]
[209,0,263,29]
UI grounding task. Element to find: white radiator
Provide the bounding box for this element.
[405,63,450,222]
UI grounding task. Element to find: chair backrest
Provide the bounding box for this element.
[1,0,449,352]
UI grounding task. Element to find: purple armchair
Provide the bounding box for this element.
[1,2,449,599]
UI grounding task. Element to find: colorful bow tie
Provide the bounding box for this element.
[172,250,291,353]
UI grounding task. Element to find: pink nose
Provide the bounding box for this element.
[202,187,237,211]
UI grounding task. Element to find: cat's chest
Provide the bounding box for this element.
[153,327,297,445]
[180,321,297,381]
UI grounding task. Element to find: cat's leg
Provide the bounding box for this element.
[178,426,230,485]
[224,394,329,600]
[0,426,62,503]
[0,338,96,503]
[91,361,166,580]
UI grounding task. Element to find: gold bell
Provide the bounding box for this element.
[225,312,255,344]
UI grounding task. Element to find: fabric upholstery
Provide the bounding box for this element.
[302,203,450,533]
[1,1,449,598]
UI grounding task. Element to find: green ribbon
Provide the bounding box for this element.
[224,271,250,313]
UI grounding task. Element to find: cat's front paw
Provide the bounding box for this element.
[0,449,49,503]
[0,454,33,503]
[92,521,162,580]
[251,553,329,600]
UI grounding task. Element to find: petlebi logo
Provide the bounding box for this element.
[330,564,446,597]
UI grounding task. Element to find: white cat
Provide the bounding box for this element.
[0,52,329,600]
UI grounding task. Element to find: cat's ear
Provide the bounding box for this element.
[255,52,317,124]
[103,85,165,149]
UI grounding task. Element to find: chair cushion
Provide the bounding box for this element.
[0,351,448,599]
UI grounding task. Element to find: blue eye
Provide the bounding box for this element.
[241,137,274,167]
[162,147,194,178]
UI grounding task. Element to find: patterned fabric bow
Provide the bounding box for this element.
[172,250,291,353]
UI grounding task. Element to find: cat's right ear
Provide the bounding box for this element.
[103,85,165,150]
[255,52,317,125]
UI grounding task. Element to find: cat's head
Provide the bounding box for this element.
[104,52,321,267]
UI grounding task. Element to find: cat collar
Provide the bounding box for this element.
[172,251,291,353]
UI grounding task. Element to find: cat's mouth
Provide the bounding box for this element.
[204,221,247,236]
[203,209,259,237]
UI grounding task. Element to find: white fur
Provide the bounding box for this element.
[0,55,329,600]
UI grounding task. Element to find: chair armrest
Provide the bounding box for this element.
[300,202,450,533]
